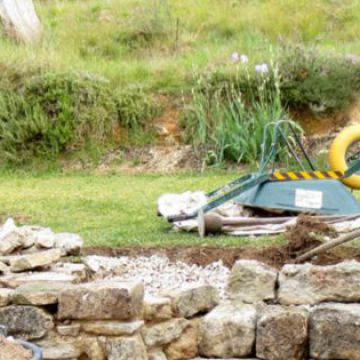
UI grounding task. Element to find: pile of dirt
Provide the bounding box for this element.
[0,337,32,360]
[285,214,336,257]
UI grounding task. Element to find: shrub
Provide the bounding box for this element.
[279,45,360,114]
[0,66,158,163]
[116,88,160,129]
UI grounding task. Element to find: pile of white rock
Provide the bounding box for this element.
[0,218,84,278]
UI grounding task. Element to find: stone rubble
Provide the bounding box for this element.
[1,218,360,359]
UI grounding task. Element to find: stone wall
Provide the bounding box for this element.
[1,257,360,359]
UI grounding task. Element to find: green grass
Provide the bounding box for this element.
[0,0,358,92]
[0,170,284,248]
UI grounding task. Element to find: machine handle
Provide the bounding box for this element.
[167,214,196,223]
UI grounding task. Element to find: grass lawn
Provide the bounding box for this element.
[0,170,284,248]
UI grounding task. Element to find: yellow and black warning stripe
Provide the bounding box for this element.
[271,170,344,181]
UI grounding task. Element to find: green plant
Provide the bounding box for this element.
[0,67,159,163]
[183,65,297,165]
[116,88,159,129]
[279,45,360,114]
[127,0,181,51]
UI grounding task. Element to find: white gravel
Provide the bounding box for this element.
[84,255,230,298]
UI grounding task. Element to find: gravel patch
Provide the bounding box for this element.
[84,255,230,298]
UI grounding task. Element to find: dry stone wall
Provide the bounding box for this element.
[1,220,360,359]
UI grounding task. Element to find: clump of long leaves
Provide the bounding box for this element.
[184,65,299,166]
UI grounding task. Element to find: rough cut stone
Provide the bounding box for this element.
[58,280,144,320]
[144,296,173,321]
[0,305,53,339]
[199,301,257,358]
[256,306,309,360]
[0,288,13,307]
[56,323,81,337]
[0,271,78,288]
[165,284,219,318]
[55,233,84,255]
[227,260,277,303]
[37,335,105,360]
[106,335,147,360]
[142,318,190,347]
[41,343,82,359]
[51,263,88,282]
[310,303,360,360]
[0,261,9,274]
[79,320,144,336]
[33,228,56,249]
[165,318,200,360]
[278,261,360,305]
[0,222,23,255]
[17,225,43,249]
[149,350,167,360]
[12,282,70,305]
[9,248,63,272]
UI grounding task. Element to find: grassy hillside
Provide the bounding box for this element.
[3,0,357,91]
[0,0,359,166]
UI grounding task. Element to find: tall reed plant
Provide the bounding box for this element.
[184,64,299,166]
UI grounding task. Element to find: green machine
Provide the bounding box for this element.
[167,121,360,223]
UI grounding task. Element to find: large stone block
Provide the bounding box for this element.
[0,218,23,255]
[36,334,105,360]
[0,261,9,274]
[256,305,309,360]
[278,261,360,305]
[227,260,278,303]
[105,335,148,360]
[144,296,173,321]
[79,320,144,336]
[0,271,78,288]
[0,288,13,307]
[9,248,63,272]
[12,282,70,305]
[148,350,167,360]
[142,318,190,348]
[165,284,219,318]
[58,280,144,320]
[55,233,84,255]
[165,319,200,360]
[310,303,360,360]
[199,301,257,358]
[0,305,54,339]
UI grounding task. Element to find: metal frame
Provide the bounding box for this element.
[167,120,360,223]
